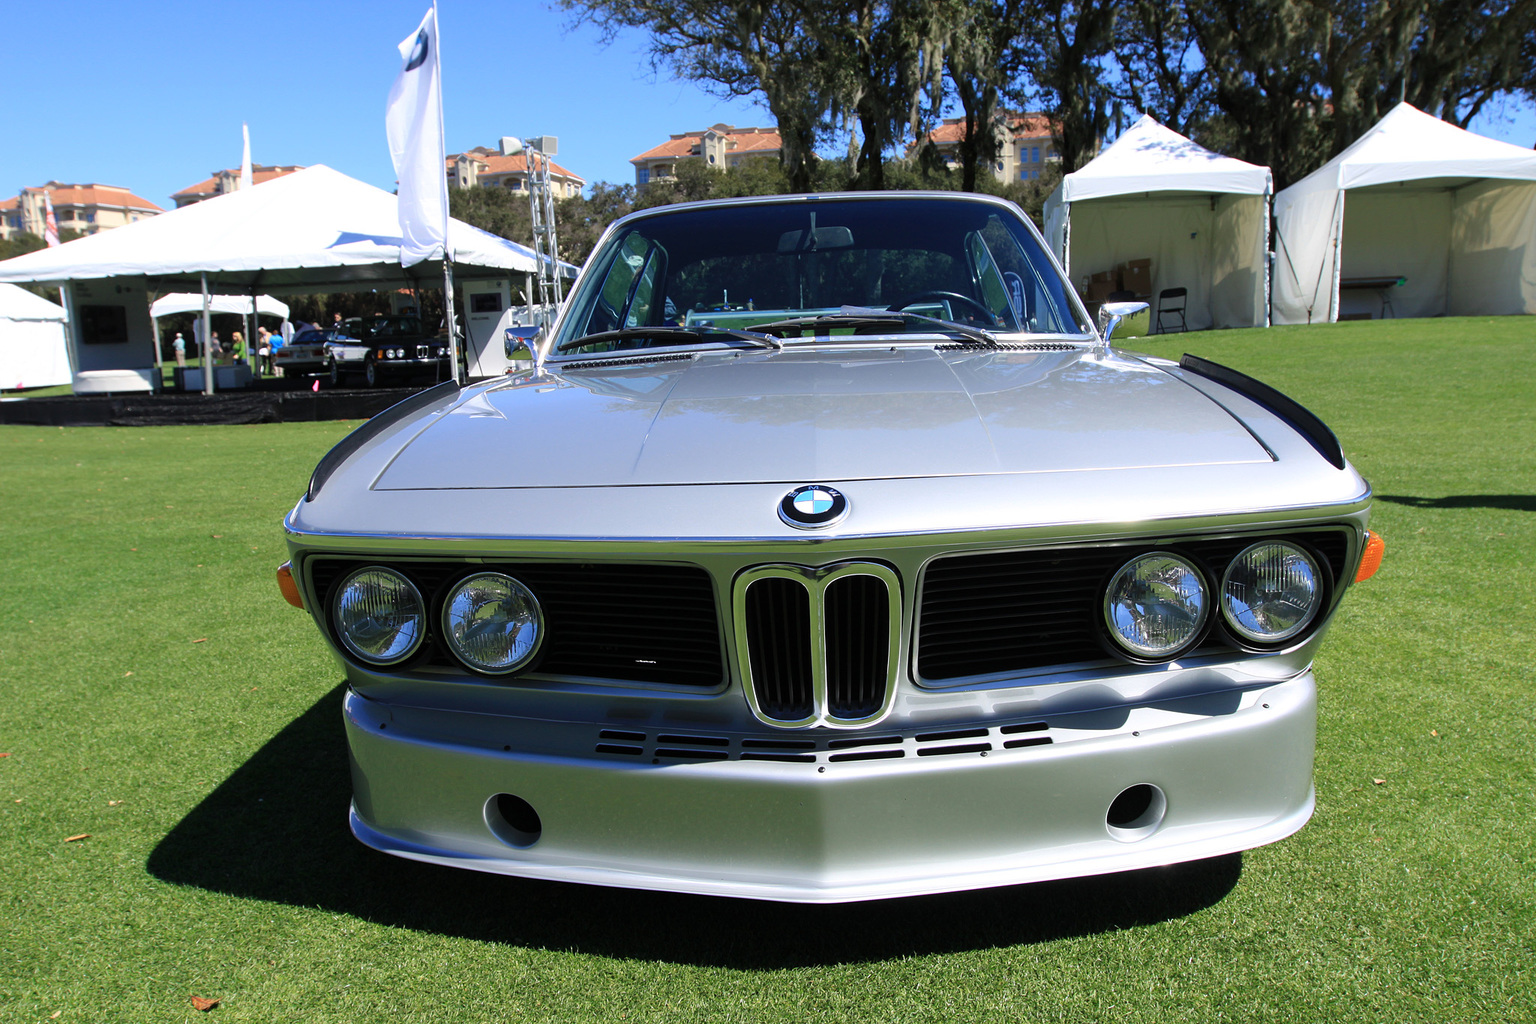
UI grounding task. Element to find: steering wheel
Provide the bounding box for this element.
[889,290,1000,326]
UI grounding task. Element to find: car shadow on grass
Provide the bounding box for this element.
[147,683,1242,968]
[1376,493,1536,512]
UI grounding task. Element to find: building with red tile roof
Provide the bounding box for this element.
[923,112,1077,182]
[447,141,586,199]
[0,182,162,241]
[630,125,783,187]
[171,165,305,208]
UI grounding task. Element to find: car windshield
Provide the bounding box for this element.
[349,316,422,341]
[552,196,1090,357]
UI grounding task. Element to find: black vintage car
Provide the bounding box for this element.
[326,315,450,387]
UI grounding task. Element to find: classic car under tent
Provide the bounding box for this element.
[1043,115,1273,331]
[0,283,71,391]
[1273,102,1536,325]
[0,165,551,392]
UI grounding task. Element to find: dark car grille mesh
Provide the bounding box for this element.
[743,578,814,720]
[308,559,722,686]
[917,530,1351,681]
[824,574,890,719]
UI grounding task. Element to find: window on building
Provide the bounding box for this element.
[84,211,96,223]
[637,168,650,185]
[1032,147,1040,162]
[995,161,1004,172]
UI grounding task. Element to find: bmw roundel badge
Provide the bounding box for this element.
[779,484,849,529]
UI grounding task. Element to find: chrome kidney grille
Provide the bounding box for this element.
[733,562,901,729]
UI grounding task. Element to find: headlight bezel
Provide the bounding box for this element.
[440,571,546,676]
[330,565,428,667]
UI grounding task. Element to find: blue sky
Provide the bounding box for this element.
[2,0,1532,211]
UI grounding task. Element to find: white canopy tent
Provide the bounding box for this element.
[0,165,543,291]
[0,283,71,390]
[1273,102,1536,324]
[1043,115,1273,330]
[149,293,290,319]
[0,165,553,393]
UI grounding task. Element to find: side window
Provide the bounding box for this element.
[966,230,1021,331]
[978,214,1078,334]
[627,249,661,328]
[583,230,653,336]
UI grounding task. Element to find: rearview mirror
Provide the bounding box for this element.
[776,226,855,252]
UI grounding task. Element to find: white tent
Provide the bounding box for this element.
[0,164,543,291]
[1273,102,1536,325]
[149,293,290,319]
[1043,115,1273,330]
[0,283,71,390]
[0,165,556,393]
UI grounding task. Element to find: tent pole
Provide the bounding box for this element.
[58,281,80,389]
[443,256,461,385]
[202,273,215,395]
[249,283,260,379]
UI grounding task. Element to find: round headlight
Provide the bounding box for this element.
[1221,542,1323,644]
[1103,553,1209,658]
[442,573,544,674]
[332,567,425,665]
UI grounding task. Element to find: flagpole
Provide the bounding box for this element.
[433,2,461,385]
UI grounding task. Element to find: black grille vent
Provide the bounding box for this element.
[308,559,722,686]
[562,353,695,371]
[918,530,1352,682]
[936,341,1078,352]
[743,577,814,721]
[824,574,889,719]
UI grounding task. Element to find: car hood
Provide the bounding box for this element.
[373,347,1272,490]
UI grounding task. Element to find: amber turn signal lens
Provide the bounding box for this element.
[1355,531,1385,582]
[277,561,305,609]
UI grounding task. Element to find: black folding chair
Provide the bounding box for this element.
[1154,287,1187,334]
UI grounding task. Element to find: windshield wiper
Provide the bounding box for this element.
[556,325,781,354]
[752,306,1000,347]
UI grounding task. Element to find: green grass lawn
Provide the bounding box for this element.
[1,317,1533,1022]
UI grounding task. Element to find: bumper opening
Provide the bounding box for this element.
[485,793,542,848]
[1106,783,1166,842]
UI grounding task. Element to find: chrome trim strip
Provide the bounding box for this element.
[285,495,1374,554]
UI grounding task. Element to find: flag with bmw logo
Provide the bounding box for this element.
[385,4,448,267]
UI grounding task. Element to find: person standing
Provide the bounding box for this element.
[230,331,246,368]
[172,332,186,367]
[256,326,273,376]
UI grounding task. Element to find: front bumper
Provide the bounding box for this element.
[343,670,1317,902]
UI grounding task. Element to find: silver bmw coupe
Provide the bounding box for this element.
[280,192,1383,902]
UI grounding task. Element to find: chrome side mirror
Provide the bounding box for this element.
[504,325,542,359]
[1097,300,1149,345]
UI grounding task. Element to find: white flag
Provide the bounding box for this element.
[240,123,253,190]
[386,5,449,267]
[42,191,59,247]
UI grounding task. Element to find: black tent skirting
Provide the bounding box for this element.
[0,384,423,427]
